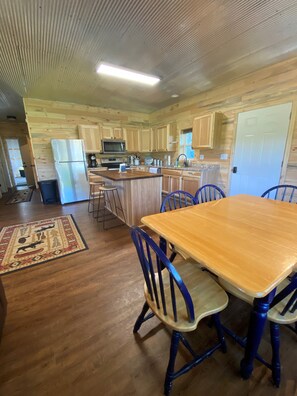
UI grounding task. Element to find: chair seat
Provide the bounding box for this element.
[145,259,228,332]
[99,185,117,191]
[218,277,297,324]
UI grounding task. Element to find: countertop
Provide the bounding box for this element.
[91,169,162,181]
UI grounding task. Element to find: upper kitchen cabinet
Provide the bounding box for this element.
[101,125,124,139]
[192,112,223,149]
[78,125,101,152]
[124,127,139,152]
[139,128,152,152]
[151,123,177,152]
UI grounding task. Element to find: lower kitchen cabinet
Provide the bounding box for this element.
[180,175,200,196]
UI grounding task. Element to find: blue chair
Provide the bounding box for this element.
[131,226,228,395]
[195,184,226,204]
[160,190,196,262]
[160,190,196,213]
[261,184,297,203]
[218,274,297,387]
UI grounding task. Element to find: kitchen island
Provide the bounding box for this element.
[90,169,162,227]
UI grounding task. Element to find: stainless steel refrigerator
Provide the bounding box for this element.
[51,139,89,204]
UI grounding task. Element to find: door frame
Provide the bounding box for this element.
[229,100,295,194]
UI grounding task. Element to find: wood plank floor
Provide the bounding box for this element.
[0,191,296,396]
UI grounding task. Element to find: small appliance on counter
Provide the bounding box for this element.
[88,153,97,168]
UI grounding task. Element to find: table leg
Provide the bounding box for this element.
[159,236,167,255]
[240,288,276,379]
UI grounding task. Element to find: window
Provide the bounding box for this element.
[179,129,195,159]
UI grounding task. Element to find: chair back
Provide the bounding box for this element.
[270,273,297,316]
[131,226,195,323]
[160,190,196,213]
[195,184,226,204]
[261,185,297,203]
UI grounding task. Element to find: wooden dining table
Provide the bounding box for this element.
[141,194,297,379]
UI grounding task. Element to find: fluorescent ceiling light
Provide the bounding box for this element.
[96,63,160,86]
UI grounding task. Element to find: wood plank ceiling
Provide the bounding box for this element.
[1,0,297,121]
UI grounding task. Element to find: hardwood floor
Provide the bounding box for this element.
[0,191,296,396]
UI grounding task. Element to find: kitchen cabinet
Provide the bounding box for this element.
[162,169,203,196]
[161,169,182,194]
[152,123,177,152]
[78,125,101,152]
[139,128,152,152]
[124,127,139,152]
[180,171,201,196]
[192,112,223,149]
[101,125,124,139]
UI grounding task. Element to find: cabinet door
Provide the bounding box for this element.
[162,174,170,194]
[78,125,101,152]
[156,126,168,151]
[139,128,151,152]
[181,176,200,196]
[192,112,222,149]
[170,175,181,192]
[113,127,123,139]
[102,125,113,139]
[124,127,139,152]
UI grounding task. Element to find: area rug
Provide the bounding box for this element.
[6,188,33,204]
[0,215,88,275]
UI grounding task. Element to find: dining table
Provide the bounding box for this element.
[141,194,297,379]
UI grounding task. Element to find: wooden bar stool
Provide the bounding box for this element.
[96,185,126,229]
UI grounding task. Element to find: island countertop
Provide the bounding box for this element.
[90,169,162,181]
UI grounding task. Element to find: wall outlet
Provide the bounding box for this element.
[220,153,228,160]
[199,154,204,160]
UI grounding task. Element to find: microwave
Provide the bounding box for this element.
[101,139,126,154]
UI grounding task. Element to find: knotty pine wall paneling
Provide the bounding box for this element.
[23,99,149,181]
[150,56,297,193]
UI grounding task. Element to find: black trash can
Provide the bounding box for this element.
[38,179,60,204]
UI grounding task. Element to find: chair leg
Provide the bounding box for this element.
[133,302,150,333]
[164,331,180,396]
[270,322,281,387]
[212,313,227,353]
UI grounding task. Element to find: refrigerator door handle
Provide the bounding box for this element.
[83,161,88,180]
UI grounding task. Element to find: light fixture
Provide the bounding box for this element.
[96,63,160,86]
[171,94,179,98]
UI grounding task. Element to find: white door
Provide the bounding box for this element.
[230,103,292,196]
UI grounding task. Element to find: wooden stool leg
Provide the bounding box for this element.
[270,322,281,387]
[88,185,92,213]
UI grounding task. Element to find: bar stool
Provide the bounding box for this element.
[97,185,126,230]
[88,176,104,217]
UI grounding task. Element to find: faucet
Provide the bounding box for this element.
[176,153,188,167]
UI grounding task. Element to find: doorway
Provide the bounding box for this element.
[5,139,27,187]
[230,103,292,196]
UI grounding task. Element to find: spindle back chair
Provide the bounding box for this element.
[131,226,228,395]
[195,184,226,204]
[261,184,297,203]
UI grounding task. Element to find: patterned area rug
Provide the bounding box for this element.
[6,189,33,204]
[0,215,87,275]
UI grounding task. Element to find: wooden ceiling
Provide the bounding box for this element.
[1,0,297,121]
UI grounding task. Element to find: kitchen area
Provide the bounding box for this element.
[44,115,222,226]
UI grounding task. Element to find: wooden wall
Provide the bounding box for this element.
[150,55,297,192]
[23,99,149,180]
[25,55,297,191]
